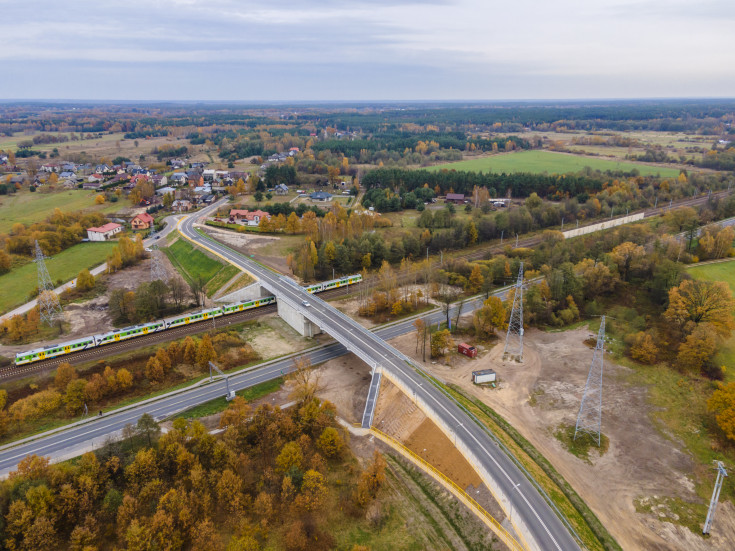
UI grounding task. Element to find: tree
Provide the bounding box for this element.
[295,469,328,512]
[664,279,735,337]
[116,368,133,390]
[54,362,77,391]
[95,194,105,204]
[169,277,187,309]
[285,212,301,234]
[466,264,484,294]
[0,249,10,275]
[196,334,217,369]
[76,269,95,291]
[430,329,454,358]
[610,242,645,281]
[628,332,658,364]
[473,296,507,338]
[413,318,425,353]
[676,324,717,373]
[276,441,303,473]
[145,357,165,383]
[64,379,88,415]
[288,356,322,404]
[189,275,206,307]
[466,221,478,245]
[317,427,344,458]
[355,451,386,507]
[136,413,161,447]
[707,382,735,442]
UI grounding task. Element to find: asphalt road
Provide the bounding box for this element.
[180,203,581,551]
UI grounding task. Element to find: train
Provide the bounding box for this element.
[14,273,362,366]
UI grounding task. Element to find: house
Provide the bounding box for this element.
[59,171,76,180]
[200,194,215,204]
[152,175,168,188]
[131,212,155,230]
[130,174,149,185]
[40,163,60,173]
[472,369,496,384]
[188,175,204,187]
[95,164,112,174]
[156,186,177,196]
[83,181,103,191]
[125,164,142,173]
[61,162,76,172]
[87,174,104,183]
[445,193,465,204]
[275,183,289,195]
[229,209,270,226]
[170,172,188,185]
[202,169,216,181]
[172,199,192,212]
[62,179,78,189]
[87,222,123,241]
[309,191,332,202]
[170,159,186,169]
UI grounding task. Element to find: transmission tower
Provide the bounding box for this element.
[574,316,605,445]
[703,461,728,535]
[34,240,63,325]
[503,262,524,361]
[149,245,168,282]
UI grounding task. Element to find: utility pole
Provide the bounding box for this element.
[34,240,63,326]
[209,361,235,400]
[503,262,524,362]
[574,316,605,445]
[703,461,728,535]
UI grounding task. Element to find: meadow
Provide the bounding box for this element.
[163,236,240,297]
[0,241,116,314]
[687,259,735,368]
[428,150,682,178]
[0,189,121,233]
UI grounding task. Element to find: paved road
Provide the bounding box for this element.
[0,214,183,322]
[181,203,580,551]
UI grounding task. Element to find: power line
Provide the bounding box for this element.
[503,262,524,362]
[34,240,63,326]
[574,315,605,445]
[149,245,168,282]
[703,461,728,535]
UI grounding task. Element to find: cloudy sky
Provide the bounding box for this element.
[1,0,733,101]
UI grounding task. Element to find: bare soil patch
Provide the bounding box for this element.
[201,226,290,273]
[388,325,735,550]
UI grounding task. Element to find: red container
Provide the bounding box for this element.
[458,343,477,358]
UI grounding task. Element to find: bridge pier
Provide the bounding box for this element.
[215,282,272,303]
[277,300,322,337]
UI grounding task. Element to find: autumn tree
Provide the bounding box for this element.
[430,329,454,358]
[627,332,659,365]
[676,323,718,373]
[317,427,344,458]
[707,382,735,442]
[610,242,645,281]
[355,451,386,507]
[76,268,95,291]
[473,296,507,338]
[64,379,88,415]
[664,280,735,337]
[196,334,217,369]
[288,356,322,404]
[54,362,77,391]
[466,264,485,294]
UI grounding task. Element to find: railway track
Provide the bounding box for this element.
[0,285,357,381]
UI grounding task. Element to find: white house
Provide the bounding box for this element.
[87,222,123,241]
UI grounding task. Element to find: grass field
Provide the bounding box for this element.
[687,259,735,370]
[0,190,121,233]
[428,150,682,178]
[0,241,116,314]
[164,236,241,297]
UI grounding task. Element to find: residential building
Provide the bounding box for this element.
[87,222,123,241]
[229,209,270,226]
[309,191,332,202]
[131,212,155,230]
[445,193,465,204]
[172,199,192,212]
[275,183,289,195]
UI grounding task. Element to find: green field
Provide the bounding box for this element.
[428,150,682,178]
[687,259,735,369]
[0,242,116,314]
[164,236,240,297]
[0,190,121,233]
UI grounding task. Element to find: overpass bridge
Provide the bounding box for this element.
[180,203,582,551]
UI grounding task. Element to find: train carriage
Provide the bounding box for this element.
[221,295,276,315]
[95,320,165,346]
[164,307,224,329]
[15,336,96,366]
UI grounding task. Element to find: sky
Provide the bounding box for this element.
[1,0,733,101]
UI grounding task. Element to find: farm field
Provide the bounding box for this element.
[0,190,121,233]
[687,259,735,369]
[428,150,683,177]
[0,241,116,314]
[163,235,240,297]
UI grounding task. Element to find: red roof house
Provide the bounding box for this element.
[131,212,155,230]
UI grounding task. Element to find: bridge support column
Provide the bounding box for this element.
[276,300,322,337]
[215,282,272,304]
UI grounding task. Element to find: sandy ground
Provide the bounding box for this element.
[387,325,735,551]
[243,315,314,359]
[202,226,290,273]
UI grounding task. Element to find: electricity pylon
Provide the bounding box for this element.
[149,245,167,282]
[574,316,605,445]
[703,461,728,535]
[34,240,63,325]
[503,262,524,361]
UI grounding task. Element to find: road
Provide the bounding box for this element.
[180,202,581,551]
[0,213,183,322]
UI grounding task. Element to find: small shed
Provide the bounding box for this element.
[472,369,496,384]
[458,343,477,358]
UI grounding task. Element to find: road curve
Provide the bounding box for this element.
[180,203,582,551]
